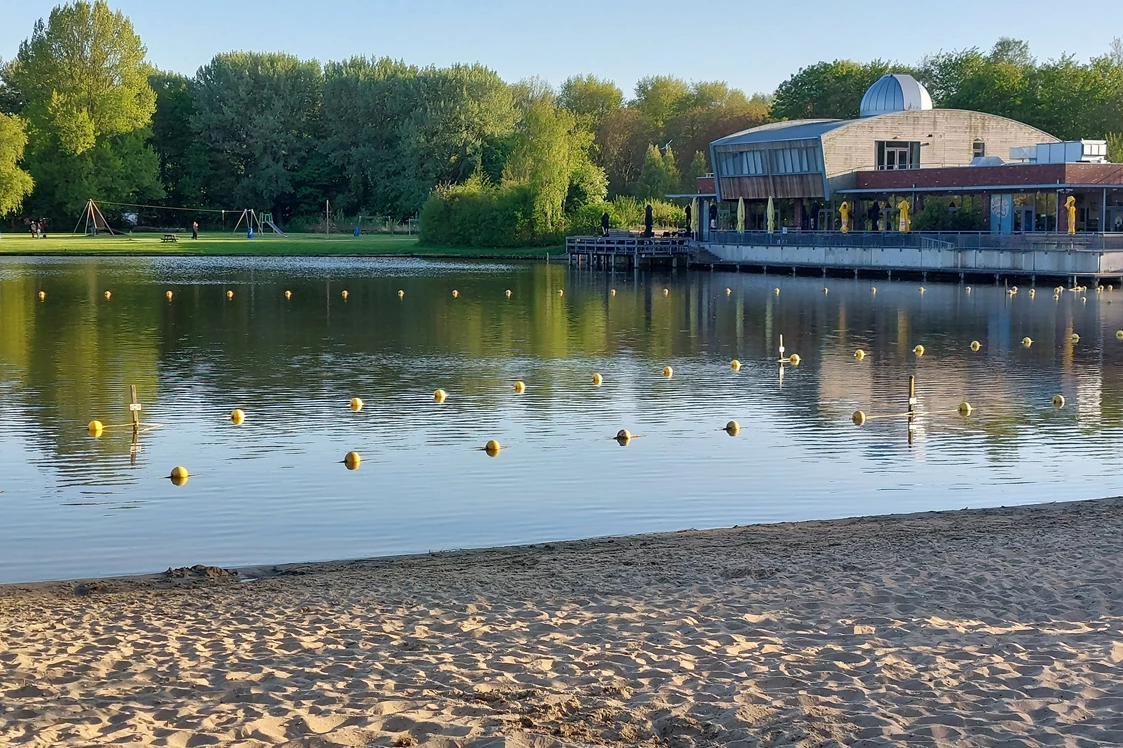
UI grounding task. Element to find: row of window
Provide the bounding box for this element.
[717,145,825,177]
[720,140,988,176]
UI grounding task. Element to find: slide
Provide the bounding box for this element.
[263,220,288,237]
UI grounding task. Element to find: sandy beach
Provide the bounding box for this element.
[2,499,1123,747]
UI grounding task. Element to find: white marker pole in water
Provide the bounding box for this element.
[779,335,785,358]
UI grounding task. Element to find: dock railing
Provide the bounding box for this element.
[566,235,694,256]
[708,230,1123,253]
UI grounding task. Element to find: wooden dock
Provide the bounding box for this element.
[566,235,693,269]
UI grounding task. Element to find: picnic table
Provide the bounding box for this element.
[161,234,177,243]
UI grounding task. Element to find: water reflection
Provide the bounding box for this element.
[2,256,1122,583]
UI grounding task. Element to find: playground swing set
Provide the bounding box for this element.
[71,199,290,239]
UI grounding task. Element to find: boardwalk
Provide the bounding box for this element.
[565,235,692,269]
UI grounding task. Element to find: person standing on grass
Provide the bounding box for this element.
[39,219,47,239]
[192,221,199,240]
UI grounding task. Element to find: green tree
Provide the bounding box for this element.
[1108,133,1123,164]
[771,60,893,120]
[683,150,708,191]
[633,76,689,127]
[148,70,207,207]
[558,75,623,130]
[636,144,680,201]
[0,113,34,216]
[3,0,161,218]
[191,52,326,220]
[398,64,519,216]
[504,98,606,234]
[595,107,657,195]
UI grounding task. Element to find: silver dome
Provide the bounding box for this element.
[860,74,933,118]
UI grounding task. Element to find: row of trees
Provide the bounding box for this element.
[0,2,1121,243]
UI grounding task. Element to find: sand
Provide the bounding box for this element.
[3,499,1123,747]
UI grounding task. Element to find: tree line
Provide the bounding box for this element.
[0,1,1120,245]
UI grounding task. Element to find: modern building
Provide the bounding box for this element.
[700,73,1123,237]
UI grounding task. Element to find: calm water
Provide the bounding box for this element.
[2,256,1122,583]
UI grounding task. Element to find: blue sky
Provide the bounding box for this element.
[1,0,1118,96]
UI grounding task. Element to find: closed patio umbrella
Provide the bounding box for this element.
[737,197,745,233]
[691,197,698,236]
[767,197,776,234]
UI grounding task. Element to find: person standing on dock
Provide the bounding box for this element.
[192,221,199,240]
[685,203,693,238]
[601,211,610,237]
[644,204,654,238]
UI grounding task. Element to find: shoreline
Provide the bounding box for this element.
[4,497,1123,746]
[0,496,1113,592]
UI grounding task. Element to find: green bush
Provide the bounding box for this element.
[910,199,986,231]
[419,180,551,247]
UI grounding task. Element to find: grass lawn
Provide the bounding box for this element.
[0,232,564,258]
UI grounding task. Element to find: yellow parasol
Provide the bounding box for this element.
[839,201,850,233]
[898,199,911,233]
[1065,196,1077,235]
[691,197,698,235]
[767,197,775,234]
[736,197,745,233]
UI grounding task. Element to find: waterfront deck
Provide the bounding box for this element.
[566,235,693,268]
[700,231,1123,283]
[566,231,1123,283]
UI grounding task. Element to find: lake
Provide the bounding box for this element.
[1,255,1121,584]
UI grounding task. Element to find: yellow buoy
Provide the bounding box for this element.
[592,373,603,386]
[958,402,974,417]
[1029,289,1036,298]
[350,398,363,412]
[852,411,867,426]
[484,440,502,456]
[434,389,448,403]
[104,291,112,300]
[226,290,234,300]
[616,429,632,441]
[855,349,866,360]
[513,381,526,393]
[230,409,245,425]
[88,420,104,437]
[774,288,780,295]
[341,290,349,300]
[558,289,564,297]
[170,466,190,483]
[344,452,362,470]
[871,287,877,294]
[1053,294,1060,301]
[663,288,669,296]
[505,289,513,298]
[913,345,925,357]
[451,290,459,298]
[1022,337,1033,347]
[399,289,406,298]
[725,288,732,296]
[731,359,742,371]
[823,287,829,294]
[166,290,174,301]
[37,291,46,301]
[965,286,972,293]
[610,289,616,296]
[970,340,981,352]
[724,420,740,436]
[1071,333,1080,343]
[919,287,926,294]
[788,353,801,366]
[1115,330,1123,340]
[1081,297,1087,304]
[284,290,292,300]
[662,366,673,378]
[1053,395,1066,409]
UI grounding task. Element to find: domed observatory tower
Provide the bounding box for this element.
[860,74,933,118]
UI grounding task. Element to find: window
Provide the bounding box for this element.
[973,141,986,159]
[876,141,921,170]
[768,145,823,175]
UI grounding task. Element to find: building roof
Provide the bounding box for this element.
[860,74,933,118]
[711,119,847,147]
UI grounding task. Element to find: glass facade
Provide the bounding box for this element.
[716,144,823,177]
